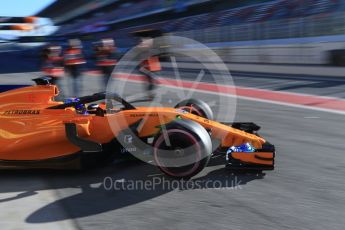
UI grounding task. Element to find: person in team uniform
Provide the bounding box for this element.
[132,29,163,100]
[41,45,64,86]
[93,38,117,90]
[64,39,86,97]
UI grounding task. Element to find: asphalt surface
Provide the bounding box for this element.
[159,65,345,99]
[1,66,345,230]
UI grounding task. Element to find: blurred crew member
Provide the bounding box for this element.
[64,39,86,97]
[93,38,117,89]
[134,30,163,99]
[41,45,64,85]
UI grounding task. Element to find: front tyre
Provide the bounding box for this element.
[153,119,212,179]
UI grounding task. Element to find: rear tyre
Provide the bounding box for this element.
[175,99,214,120]
[153,119,212,179]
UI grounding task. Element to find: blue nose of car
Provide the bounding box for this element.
[226,143,255,161]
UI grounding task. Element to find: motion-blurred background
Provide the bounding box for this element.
[2,0,345,72]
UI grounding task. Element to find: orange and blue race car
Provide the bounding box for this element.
[0,77,275,178]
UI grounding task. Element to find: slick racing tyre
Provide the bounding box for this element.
[153,119,212,179]
[175,99,214,120]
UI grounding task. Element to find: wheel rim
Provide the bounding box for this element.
[154,129,202,177]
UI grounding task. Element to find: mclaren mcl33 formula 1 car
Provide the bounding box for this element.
[0,78,275,178]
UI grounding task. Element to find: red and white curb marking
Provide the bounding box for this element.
[88,71,345,115]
